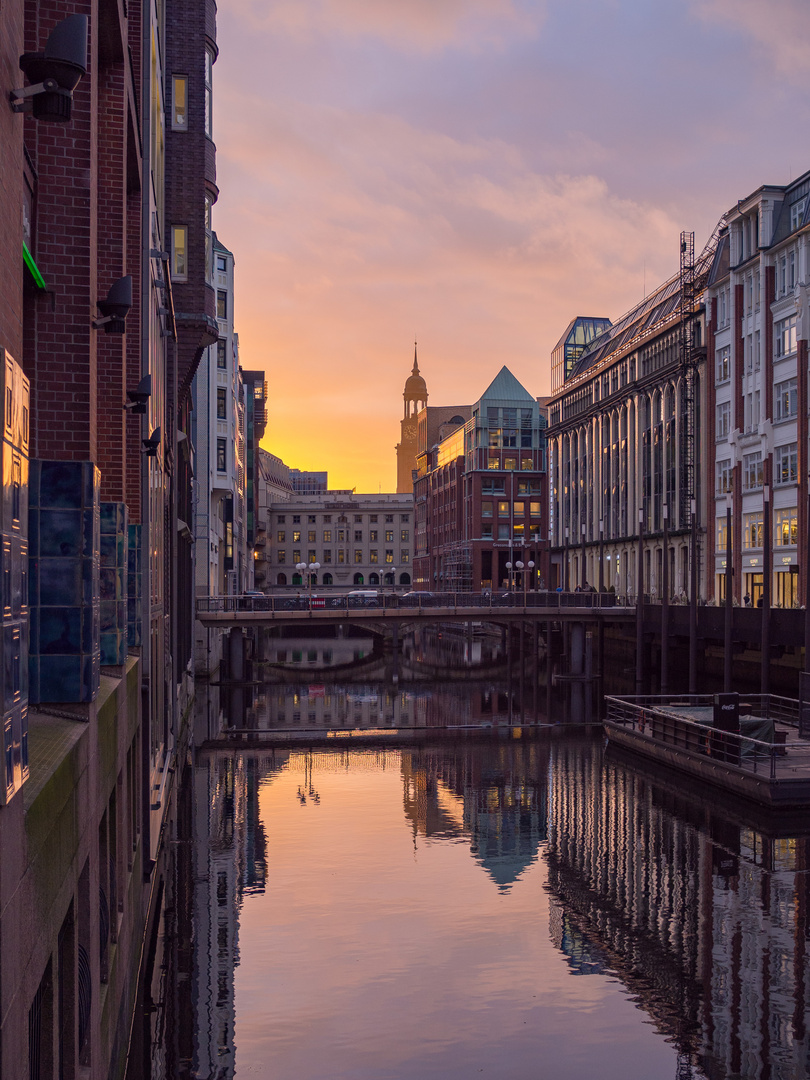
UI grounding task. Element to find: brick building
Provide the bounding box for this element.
[0,1,215,1076]
[413,367,548,592]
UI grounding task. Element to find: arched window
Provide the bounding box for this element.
[369,572,380,585]
[277,573,287,586]
[353,573,364,585]
[399,572,411,585]
[323,573,333,585]
[384,572,394,585]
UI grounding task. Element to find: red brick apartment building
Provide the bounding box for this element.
[0,1,216,1076]
[413,367,548,592]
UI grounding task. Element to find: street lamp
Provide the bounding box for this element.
[526,559,535,600]
[295,560,320,606]
[515,559,524,598]
[387,566,397,592]
[505,560,513,592]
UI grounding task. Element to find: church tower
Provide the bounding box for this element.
[396,344,428,494]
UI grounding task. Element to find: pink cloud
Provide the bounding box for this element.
[692,0,810,78]
[227,0,545,51]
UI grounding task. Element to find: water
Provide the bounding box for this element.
[157,627,810,1079]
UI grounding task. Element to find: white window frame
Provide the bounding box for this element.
[774,377,798,421]
[774,443,798,486]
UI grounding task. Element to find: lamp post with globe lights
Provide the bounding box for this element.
[295,560,320,607]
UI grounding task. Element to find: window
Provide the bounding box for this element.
[338,550,346,564]
[293,515,300,523]
[504,457,517,470]
[716,516,730,553]
[324,515,332,523]
[400,514,409,523]
[774,378,798,421]
[513,501,524,516]
[775,443,798,485]
[520,456,533,470]
[277,550,286,563]
[530,502,541,517]
[308,515,316,523]
[775,315,797,359]
[323,530,332,542]
[217,338,227,369]
[369,550,378,563]
[354,530,362,542]
[204,49,214,138]
[216,253,227,273]
[791,200,806,231]
[369,530,378,542]
[775,508,798,546]
[354,550,362,563]
[497,524,509,539]
[482,501,493,518]
[204,194,213,279]
[308,550,316,562]
[370,515,378,523]
[293,530,301,543]
[216,388,226,419]
[277,531,285,543]
[216,438,226,472]
[172,225,187,281]
[278,515,286,524]
[385,551,394,563]
[385,530,393,542]
[715,458,732,494]
[715,345,729,382]
[400,530,409,542]
[172,75,188,130]
[789,250,797,289]
[743,451,762,490]
[385,515,393,523]
[716,401,731,441]
[742,512,763,549]
[308,531,316,543]
[323,549,332,562]
[354,515,362,523]
[337,529,346,542]
[498,501,509,516]
[482,524,493,538]
[217,289,227,320]
[292,549,301,562]
[401,550,410,562]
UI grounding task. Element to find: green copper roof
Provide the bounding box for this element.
[476,365,535,406]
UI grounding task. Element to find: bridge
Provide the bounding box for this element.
[195,591,631,627]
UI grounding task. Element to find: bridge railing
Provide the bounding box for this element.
[196,590,621,616]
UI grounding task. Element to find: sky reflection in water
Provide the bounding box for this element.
[221,739,708,1080]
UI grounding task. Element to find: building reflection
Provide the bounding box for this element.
[544,739,810,1079]
[401,740,549,891]
[190,749,284,1079]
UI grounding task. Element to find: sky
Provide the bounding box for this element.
[213,0,810,492]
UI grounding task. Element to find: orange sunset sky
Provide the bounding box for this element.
[212,0,810,493]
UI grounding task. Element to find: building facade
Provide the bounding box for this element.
[413,367,547,592]
[545,234,719,598]
[264,493,414,588]
[705,173,810,608]
[0,0,214,1075]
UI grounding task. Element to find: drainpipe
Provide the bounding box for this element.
[140,3,153,879]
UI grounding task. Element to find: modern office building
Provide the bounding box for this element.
[704,173,810,607]
[413,367,548,592]
[264,492,414,587]
[545,232,720,597]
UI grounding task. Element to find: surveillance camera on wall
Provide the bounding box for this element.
[11,15,88,123]
[94,276,132,333]
[124,375,152,415]
[142,427,162,457]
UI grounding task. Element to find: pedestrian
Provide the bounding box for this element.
[744,592,751,607]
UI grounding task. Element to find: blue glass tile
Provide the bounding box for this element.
[39,608,81,655]
[28,509,39,553]
[100,502,117,533]
[39,559,81,606]
[81,557,97,606]
[39,656,82,702]
[99,567,117,602]
[39,509,82,557]
[100,534,117,562]
[38,462,83,509]
[100,600,117,633]
[29,460,41,505]
[82,509,96,557]
[28,557,38,606]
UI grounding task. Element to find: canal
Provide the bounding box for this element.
[133,625,810,1079]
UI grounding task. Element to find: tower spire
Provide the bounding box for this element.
[413,339,419,375]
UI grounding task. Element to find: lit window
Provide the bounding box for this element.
[743,451,763,490]
[217,339,227,369]
[216,438,226,472]
[277,550,286,563]
[385,551,394,563]
[774,443,798,486]
[293,530,301,543]
[774,378,797,421]
[172,75,188,131]
[715,459,732,494]
[775,315,797,359]
[715,346,730,383]
[323,530,331,542]
[217,290,227,320]
[742,512,763,549]
[308,531,316,543]
[354,550,362,563]
[369,550,378,564]
[775,508,798,546]
[385,530,393,542]
[172,225,187,281]
[277,531,285,543]
[216,388,226,419]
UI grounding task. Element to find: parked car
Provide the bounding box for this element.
[347,589,379,607]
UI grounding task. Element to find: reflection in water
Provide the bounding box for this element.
[169,693,810,1078]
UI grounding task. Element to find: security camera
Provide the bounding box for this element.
[94,276,132,333]
[12,15,88,123]
[142,427,162,457]
[124,375,152,415]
